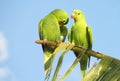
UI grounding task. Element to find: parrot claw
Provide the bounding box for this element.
[67,42,71,44]
[43,39,47,45]
[56,41,61,45]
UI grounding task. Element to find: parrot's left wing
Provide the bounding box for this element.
[86,26,93,49]
[86,26,93,68]
[60,25,68,42]
[68,29,71,42]
[39,19,43,40]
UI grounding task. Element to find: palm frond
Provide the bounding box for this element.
[36,40,120,81]
[82,56,120,81]
[52,43,74,81]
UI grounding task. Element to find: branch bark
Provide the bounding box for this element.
[35,40,106,59]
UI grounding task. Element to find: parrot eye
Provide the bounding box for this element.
[78,13,80,15]
[62,19,66,23]
[63,18,69,24]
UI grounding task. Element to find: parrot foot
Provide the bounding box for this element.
[56,41,61,45]
[43,39,47,45]
[67,41,74,45]
[67,41,71,44]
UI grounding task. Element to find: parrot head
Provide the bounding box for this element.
[51,9,69,27]
[71,9,86,21]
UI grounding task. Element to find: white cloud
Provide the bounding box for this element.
[0,67,8,77]
[0,32,8,63]
[0,32,17,81]
[0,67,17,81]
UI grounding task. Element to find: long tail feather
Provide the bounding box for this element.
[44,51,54,81]
[74,48,88,78]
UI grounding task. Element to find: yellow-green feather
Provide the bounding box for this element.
[38,9,69,80]
[68,10,93,77]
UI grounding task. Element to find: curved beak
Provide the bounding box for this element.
[71,13,76,19]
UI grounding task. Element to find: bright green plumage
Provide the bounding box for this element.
[60,25,68,42]
[68,10,93,77]
[38,9,69,80]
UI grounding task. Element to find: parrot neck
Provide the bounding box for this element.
[74,19,87,25]
[59,23,63,27]
[74,16,87,24]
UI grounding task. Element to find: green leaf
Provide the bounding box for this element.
[53,42,69,55]
[44,42,69,81]
[59,49,87,81]
[52,43,74,81]
[82,56,120,81]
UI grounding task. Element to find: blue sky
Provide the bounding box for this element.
[0,0,120,81]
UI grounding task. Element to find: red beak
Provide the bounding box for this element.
[71,13,76,19]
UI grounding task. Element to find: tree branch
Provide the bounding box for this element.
[35,40,106,59]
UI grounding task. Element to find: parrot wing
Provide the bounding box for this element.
[86,26,93,49]
[60,25,68,42]
[68,30,71,42]
[39,19,43,39]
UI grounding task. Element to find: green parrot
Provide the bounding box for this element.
[68,9,93,77]
[38,9,69,80]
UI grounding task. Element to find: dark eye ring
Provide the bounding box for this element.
[78,13,80,15]
[63,20,66,22]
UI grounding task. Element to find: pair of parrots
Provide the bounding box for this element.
[38,9,93,79]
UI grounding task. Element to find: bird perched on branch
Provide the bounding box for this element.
[68,9,93,77]
[38,9,69,80]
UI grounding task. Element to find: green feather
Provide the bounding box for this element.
[68,9,93,77]
[38,9,69,80]
[60,25,68,42]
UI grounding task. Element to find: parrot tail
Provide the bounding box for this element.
[43,45,55,81]
[80,54,88,78]
[74,51,88,78]
[44,51,55,81]
[81,70,86,78]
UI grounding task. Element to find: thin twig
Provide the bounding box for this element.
[35,40,106,59]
